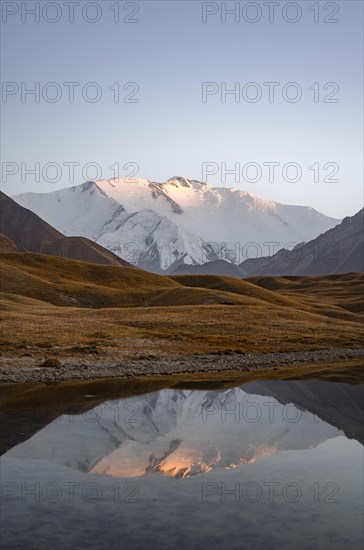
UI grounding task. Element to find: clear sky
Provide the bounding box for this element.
[1,0,363,218]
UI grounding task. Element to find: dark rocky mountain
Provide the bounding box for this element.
[241,209,363,277]
[0,192,132,267]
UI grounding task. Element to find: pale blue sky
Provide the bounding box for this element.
[1,0,363,218]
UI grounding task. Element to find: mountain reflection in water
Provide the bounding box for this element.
[1,375,363,550]
[3,379,363,479]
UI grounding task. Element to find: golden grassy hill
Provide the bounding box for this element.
[0,253,284,309]
[0,252,363,359]
[171,274,298,307]
[0,252,177,308]
[248,273,364,316]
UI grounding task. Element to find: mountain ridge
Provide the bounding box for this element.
[0,191,133,267]
[14,176,340,274]
[242,209,364,277]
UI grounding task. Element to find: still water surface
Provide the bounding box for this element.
[1,376,363,549]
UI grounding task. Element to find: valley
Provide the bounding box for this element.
[0,252,362,383]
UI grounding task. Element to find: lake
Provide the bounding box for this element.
[1,372,363,549]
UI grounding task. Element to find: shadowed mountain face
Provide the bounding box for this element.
[0,233,21,253]
[2,379,363,478]
[0,192,132,267]
[171,259,247,277]
[244,380,364,445]
[241,209,364,277]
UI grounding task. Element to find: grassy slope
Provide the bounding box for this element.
[0,252,178,308]
[0,253,363,359]
[171,274,300,307]
[0,253,302,309]
[0,234,21,253]
[248,273,364,316]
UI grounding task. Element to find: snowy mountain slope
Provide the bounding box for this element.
[13,181,129,242]
[97,209,218,272]
[4,387,340,478]
[0,191,132,267]
[14,177,340,273]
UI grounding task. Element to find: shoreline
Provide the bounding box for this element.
[0,347,362,384]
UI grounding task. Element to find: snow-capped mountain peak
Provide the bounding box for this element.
[166,176,207,189]
[14,176,340,273]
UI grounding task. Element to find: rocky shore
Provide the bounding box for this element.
[0,347,362,384]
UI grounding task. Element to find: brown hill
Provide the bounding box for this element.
[0,234,21,253]
[171,260,247,278]
[241,209,363,277]
[1,253,362,360]
[248,273,364,315]
[0,252,176,308]
[1,253,362,324]
[0,253,278,309]
[0,192,132,267]
[171,274,297,307]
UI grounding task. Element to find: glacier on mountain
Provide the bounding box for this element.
[14,176,340,273]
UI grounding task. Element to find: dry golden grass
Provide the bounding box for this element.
[0,253,363,359]
[0,252,178,308]
[1,294,362,359]
[0,234,21,253]
[0,253,281,309]
[248,273,364,317]
[170,274,297,307]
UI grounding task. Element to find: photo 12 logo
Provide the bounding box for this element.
[201,2,340,24]
[1,1,140,24]
[201,161,340,184]
[1,82,140,103]
[1,161,140,184]
[201,399,342,425]
[201,82,339,103]
[201,481,340,503]
[1,481,140,504]
[203,400,313,424]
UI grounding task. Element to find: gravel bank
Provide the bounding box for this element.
[0,348,363,384]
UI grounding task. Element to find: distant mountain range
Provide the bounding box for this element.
[173,211,363,277]
[241,209,364,277]
[0,192,132,267]
[14,177,339,274]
